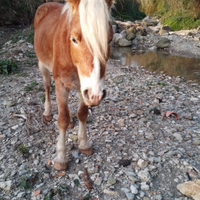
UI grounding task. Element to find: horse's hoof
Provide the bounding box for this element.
[79,147,93,156]
[43,115,53,123]
[53,162,68,171]
[68,121,74,129]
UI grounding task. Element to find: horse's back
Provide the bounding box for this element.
[34,2,64,71]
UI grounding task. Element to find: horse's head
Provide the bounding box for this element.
[65,0,114,106]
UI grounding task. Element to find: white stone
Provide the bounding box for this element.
[17,192,26,198]
[0,180,12,191]
[130,185,138,194]
[137,159,148,169]
[94,177,102,186]
[138,170,151,182]
[141,182,150,191]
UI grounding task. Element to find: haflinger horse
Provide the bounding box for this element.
[34,0,114,171]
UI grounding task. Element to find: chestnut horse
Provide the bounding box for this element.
[34,0,113,171]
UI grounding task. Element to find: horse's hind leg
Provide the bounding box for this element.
[78,101,93,156]
[38,61,52,121]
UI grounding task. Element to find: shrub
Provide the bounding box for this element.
[0,59,18,75]
[27,30,34,44]
[112,0,146,21]
[0,0,65,26]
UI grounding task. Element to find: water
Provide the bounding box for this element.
[110,47,200,83]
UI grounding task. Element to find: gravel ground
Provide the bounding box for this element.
[0,28,200,200]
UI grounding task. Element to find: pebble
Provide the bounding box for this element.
[137,159,148,169]
[72,151,79,158]
[140,182,150,191]
[174,133,183,141]
[138,170,151,182]
[68,134,78,141]
[94,177,102,186]
[0,180,12,191]
[19,170,28,176]
[118,119,125,127]
[155,194,163,200]
[121,187,130,193]
[193,138,200,145]
[103,189,118,196]
[125,192,135,200]
[17,192,26,198]
[130,185,138,194]
[107,177,116,186]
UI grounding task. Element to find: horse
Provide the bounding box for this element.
[34,0,114,171]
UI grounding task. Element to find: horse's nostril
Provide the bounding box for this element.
[102,89,106,100]
[83,89,89,100]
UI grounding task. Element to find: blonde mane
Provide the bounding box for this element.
[62,0,111,64]
[79,0,111,63]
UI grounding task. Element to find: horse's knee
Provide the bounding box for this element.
[58,114,70,130]
[78,103,88,122]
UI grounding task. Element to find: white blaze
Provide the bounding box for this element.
[79,56,105,98]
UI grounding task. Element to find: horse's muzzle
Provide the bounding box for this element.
[83,89,106,106]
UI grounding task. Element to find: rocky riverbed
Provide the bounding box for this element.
[0,26,200,200]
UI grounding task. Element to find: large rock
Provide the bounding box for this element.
[142,16,158,27]
[118,38,132,47]
[125,26,137,41]
[126,26,137,35]
[156,37,170,49]
[112,33,132,46]
[159,25,172,35]
[136,27,148,36]
[126,32,136,41]
[112,33,124,44]
[177,180,200,200]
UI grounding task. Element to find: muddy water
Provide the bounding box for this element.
[110,47,200,83]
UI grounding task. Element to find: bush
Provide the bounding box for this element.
[112,0,146,21]
[0,59,18,75]
[0,0,65,26]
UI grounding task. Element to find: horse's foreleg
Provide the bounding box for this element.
[78,101,93,156]
[53,81,70,171]
[38,61,52,121]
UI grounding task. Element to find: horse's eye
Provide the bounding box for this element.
[71,36,78,44]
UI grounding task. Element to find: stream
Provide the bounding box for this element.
[110,47,200,84]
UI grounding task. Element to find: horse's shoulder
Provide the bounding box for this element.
[34,3,63,28]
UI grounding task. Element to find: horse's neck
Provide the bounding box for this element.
[53,13,73,68]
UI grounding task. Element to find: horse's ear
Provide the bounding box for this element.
[106,0,115,9]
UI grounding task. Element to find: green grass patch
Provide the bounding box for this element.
[18,143,30,155]
[173,85,179,91]
[11,32,24,43]
[40,94,45,104]
[158,82,167,86]
[17,72,27,77]
[27,30,34,44]
[0,59,18,75]
[24,81,39,91]
[50,81,55,94]
[163,16,200,30]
